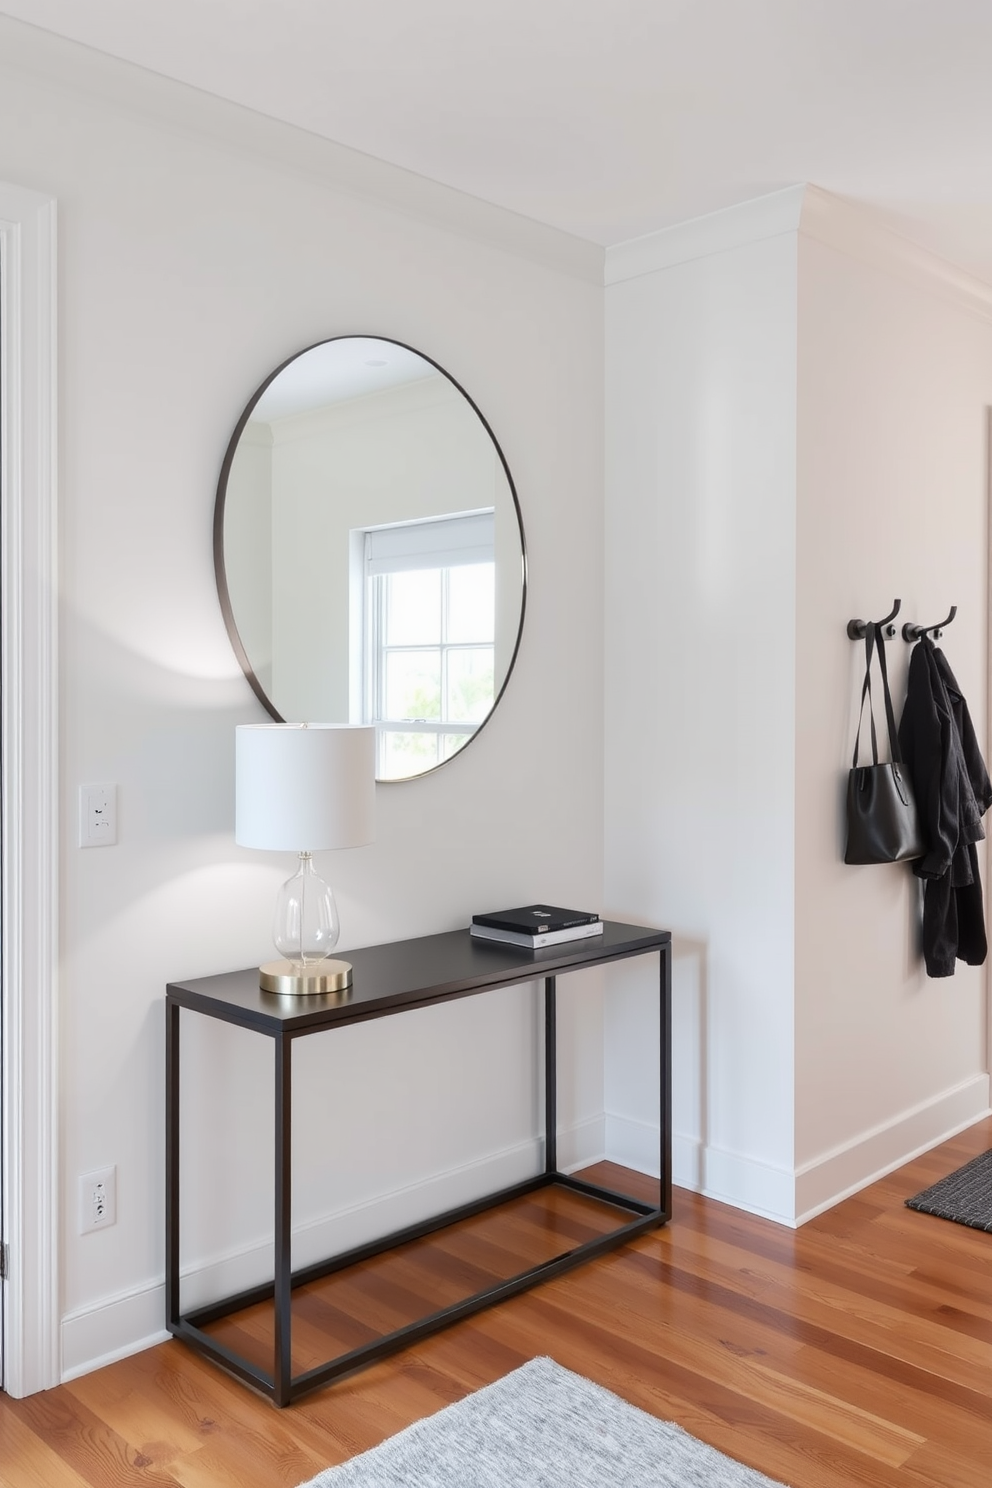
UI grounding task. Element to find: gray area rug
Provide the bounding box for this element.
[297,1356,789,1488]
[905,1148,992,1232]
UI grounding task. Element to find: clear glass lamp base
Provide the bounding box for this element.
[260,852,352,996]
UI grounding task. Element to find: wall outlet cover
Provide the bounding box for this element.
[78,1165,116,1233]
[79,783,117,847]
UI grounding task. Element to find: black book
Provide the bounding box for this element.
[470,921,605,948]
[471,905,600,935]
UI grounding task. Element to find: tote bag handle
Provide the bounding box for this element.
[852,623,903,768]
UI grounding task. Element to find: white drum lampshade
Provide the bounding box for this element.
[236,724,375,994]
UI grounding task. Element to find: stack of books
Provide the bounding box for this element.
[470,905,604,949]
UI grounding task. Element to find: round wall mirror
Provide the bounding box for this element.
[215,336,526,782]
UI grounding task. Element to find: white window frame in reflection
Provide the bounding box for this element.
[354,511,496,779]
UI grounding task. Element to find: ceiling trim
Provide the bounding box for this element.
[799,186,992,325]
[604,186,806,285]
[605,179,992,324]
[0,14,605,286]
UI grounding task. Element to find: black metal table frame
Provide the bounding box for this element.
[166,925,671,1406]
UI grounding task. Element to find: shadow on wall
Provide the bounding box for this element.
[602,924,708,1188]
[65,605,259,847]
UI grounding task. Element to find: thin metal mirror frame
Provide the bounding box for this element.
[214,334,528,782]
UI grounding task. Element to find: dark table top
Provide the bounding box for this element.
[167,920,670,1035]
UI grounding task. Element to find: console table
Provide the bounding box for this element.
[166,919,671,1406]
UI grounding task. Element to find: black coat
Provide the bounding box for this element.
[897,638,992,977]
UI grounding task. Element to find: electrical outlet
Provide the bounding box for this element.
[78,1165,116,1233]
[79,783,117,847]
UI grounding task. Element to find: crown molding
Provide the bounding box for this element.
[798,186,992,324]
[267,370,454,446]
[0,15,604,287]
[605,180,992,323]
[605,186,806,285]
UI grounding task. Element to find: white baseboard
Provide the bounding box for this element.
[608,1072,992,1230]
[700,1144,797,1223]
[604,1110,705,1191]
[604,1111,662,1181]
[60,1120,605,1382]
[794,1074,991,1224]
[61,1286,170,1383]
[606,1111,795,1220]
[559,1114,606,1174]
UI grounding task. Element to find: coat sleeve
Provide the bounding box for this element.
[898,641,960,879]
[933,648,992,826]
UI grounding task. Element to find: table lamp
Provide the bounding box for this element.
[236,723,375,995]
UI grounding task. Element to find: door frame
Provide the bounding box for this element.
[0,181,59,1396]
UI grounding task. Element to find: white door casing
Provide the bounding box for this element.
[0,181,59,1396]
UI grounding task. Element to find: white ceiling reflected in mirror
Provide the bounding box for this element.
[215,337,526,781]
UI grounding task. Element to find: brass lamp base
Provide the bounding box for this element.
[258,958,353,996]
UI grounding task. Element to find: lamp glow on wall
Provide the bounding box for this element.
[236,723,375,995]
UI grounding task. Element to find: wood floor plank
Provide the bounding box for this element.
[475,1279,927,1466]
[0,1406,97,1488]
[2,1389,181,1488]
[638,1216,992,1393]
[576,1245,989,1453]
[63,1369,205,1461]
[113,1341,346,1472]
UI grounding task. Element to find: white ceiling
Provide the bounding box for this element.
[6,0,992,278]
[252,339,439,421]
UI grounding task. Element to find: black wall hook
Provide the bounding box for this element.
[902,606,957,642]
[847,598,901,641]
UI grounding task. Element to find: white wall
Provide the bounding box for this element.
[604,202,800,1220]
[604,188,992,1226]
[0,19,607,1378]
[794,223,992,1215]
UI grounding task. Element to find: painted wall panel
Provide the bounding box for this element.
[604,233,798,1219]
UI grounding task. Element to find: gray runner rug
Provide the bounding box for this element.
[297,1356,789,1488]
[905,1148,992,1232]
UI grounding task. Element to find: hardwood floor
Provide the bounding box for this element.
[2,1117,991,1487]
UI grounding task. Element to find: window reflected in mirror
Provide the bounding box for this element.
[360,512,496,778]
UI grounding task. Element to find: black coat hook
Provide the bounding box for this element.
[902,606,957,642]
[847,598,901,641]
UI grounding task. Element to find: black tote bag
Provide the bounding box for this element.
[845,623,923,865]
